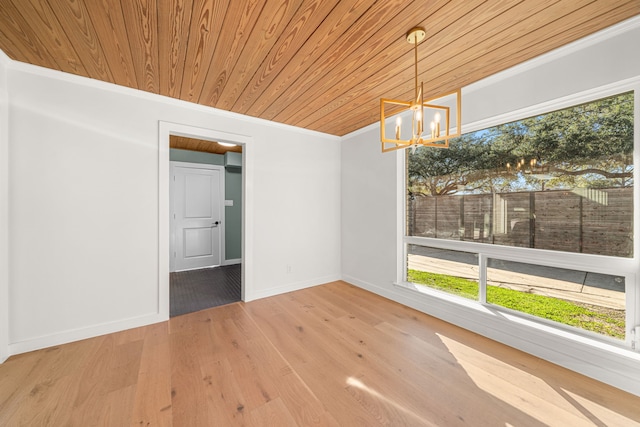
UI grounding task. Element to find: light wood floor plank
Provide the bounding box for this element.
[130,323,172,427]
[280,286,543,426]
[249,396,299,427]
[1,281,639,426]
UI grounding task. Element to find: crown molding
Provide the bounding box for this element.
[3,55,340,142]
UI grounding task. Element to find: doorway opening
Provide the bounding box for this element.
[159,122,252,319]
[170,138,242,316]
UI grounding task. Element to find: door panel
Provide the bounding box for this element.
[185,174,213,217]
[184,227,213,257]
[171,163,223,271]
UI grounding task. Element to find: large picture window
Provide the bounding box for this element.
[408,92,634,257]
[405,91,635,342]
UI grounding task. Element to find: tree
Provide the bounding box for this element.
[408,92,634,196]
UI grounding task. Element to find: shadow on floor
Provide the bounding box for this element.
[170,264,241,317]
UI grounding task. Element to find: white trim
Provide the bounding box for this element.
[8,312,164,356]
[0,48,9,363]
[169,161,226,272]
[405,236,637,276]
[159,122,254,317]
[396,149,406,284]
[343,274,640,397]
[399,267,634,350]
[633,77,640,343]
[478,253,487,304]
[247,274,341,302]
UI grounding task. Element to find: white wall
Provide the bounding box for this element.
[341,17,640,396]
[4,60,341,355]
[341,136,398,288]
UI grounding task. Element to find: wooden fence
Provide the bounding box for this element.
[408,187,633,257]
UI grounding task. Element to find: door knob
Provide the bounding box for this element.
[212,221,220,226]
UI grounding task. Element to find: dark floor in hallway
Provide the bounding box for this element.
[170,264,241,317]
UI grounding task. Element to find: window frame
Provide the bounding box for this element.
[397,80,640,350]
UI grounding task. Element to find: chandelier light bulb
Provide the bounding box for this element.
[415,110,423,135]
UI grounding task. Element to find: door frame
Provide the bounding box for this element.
[159,121,254,319]
[170,161,226,272]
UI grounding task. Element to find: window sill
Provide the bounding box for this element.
[393,280,640,362]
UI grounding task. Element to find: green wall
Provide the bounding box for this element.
[170,148,242,261]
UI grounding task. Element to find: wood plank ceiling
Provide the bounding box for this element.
[1,1,639,137]
[170,135,242,154]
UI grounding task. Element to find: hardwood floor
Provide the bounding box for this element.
[1,281,639,426]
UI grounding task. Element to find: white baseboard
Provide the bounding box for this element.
[8,312,167,357]
[246,274,341,302]
[341,274,640,397]
[222,258,241,266]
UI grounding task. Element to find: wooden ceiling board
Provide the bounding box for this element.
[0,1,79,74]
[6,0,87,76]
[170,135,243,154]
[239,0,377,118]
[0,1,638,137]
[179,0,229,102]
[258,0,413,122]
[213,0,301,111]
[84,0,139,89]
[230,0,342,113]
[48,0,114,82]
[158,0,193,97]
[198,0,265,106]
[122,0,160,93]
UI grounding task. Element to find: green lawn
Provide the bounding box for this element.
[407,269,625,339]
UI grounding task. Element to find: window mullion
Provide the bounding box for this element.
[478,253,487,304]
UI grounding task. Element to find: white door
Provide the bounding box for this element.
[171,162,224,271]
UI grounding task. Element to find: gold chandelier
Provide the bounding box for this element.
[380,27,461,153]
